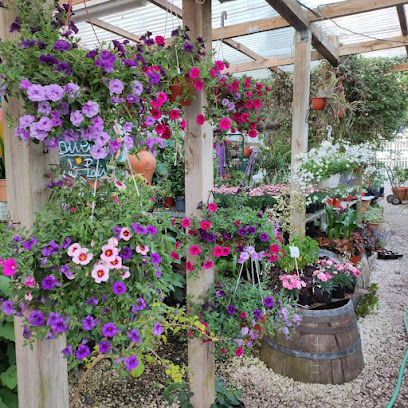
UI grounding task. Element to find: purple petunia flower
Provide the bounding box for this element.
[85,297,99,306]
[56,62,72,75]
[29,310,45,326]
[109,79,124,94]
[131,297,146,313]
[99,340,111,353]
[247,226,256,235]
[47,312,60,326]
[19,114,36,128]
[39,54,59,66]
[125,355,139,370]
[13,235,23,242]
[235,245,244,253]
[263,296,274,309]
[146,225,157,235]
[65,82,80,98]
[90,145,108,160]
[60,265,75,279]
[61,346,73,356]
[237,228,247,237]
[132,222,147,235]
[112,282,127,295]
[253,309,262,319]
[1,300,14,316]
[102,322,118,338]
[27,84,46,102]
[42,276,56,290]
[42,241,60,257]
[123,136,134,150]
[52,318,68,333]
[75,345,90,360]
[82,315,97,330]
[128,329,142,343]
[53,40,70,51]
[183,43,194,52]
[82,100,99,118]
[37,116,53,132]
[150,253,161,264]
[62,236,72,249]
[10,17,22,32]
[86,50,98,59]
[119,246,132,260]
[224,232,232,240]
[146,71,160,85]
[259,233,269,242]
[152,322,163,336]
[227,305,236,315]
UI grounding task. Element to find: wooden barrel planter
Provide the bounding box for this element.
[260,299,364,384]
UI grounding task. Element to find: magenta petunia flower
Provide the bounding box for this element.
[189,245,201,256]
[3,258,17,276]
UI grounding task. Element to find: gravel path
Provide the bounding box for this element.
[69,193,408,408]
[220,194,408,408]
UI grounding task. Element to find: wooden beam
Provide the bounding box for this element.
[212,0,407,41]
[290,29,311,240]
[393,61,408,71]
[396,4,408,55]
[227,34,408,73]
[0,5,69,408]
[182,0,215,407]
[265,0,339,65]
[148,0,182,17]
[88,18,140,42]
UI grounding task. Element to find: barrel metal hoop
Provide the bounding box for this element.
[297,320,357,335]
[264,337,362,360]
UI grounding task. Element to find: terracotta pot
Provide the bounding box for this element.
[0,179,6,202]
[335,108,347,119]
[350,255,361,265]
[169,76,194,106]
[311,97,327,110]
[395,187,407,201]
[244,145,253,158]
[115,150,156,184]
[163,196,175,208]
[361,199,371,209]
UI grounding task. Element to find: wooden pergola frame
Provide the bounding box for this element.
[2,0,408,407]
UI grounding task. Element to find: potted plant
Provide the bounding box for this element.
[167,157,185,212]
[363,205,383,230]
[311,72,339,110]
[393,165,408,201]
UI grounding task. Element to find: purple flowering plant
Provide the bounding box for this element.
[201,277,300,358]
[0,174,213,405]
[0,2,214,158]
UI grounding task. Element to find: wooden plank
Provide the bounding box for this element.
[88,18,141,42]
[290,29,311,240]
[182,0,215,407]
[396,4,408,54]
[212,0,407,41]
[0,6,69,408]
[227,34,408,73]
[393,61,408,71]
[149,0,182,17]
[265,0,339,65]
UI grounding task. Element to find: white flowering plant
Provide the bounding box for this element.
[294,140,376,191]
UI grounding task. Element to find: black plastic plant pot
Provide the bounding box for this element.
[332,286,345,299]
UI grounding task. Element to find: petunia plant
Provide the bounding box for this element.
[0,174,213,406]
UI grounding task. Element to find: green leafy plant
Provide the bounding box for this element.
[356,283,379,317]
[324,204,361,239]
[211,377,243,408]
[363,206,383,224]
[393,165,408,186]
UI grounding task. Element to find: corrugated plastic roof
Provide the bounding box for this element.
[73,0,408,78]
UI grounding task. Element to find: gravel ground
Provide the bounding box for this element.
[69,193,408,408]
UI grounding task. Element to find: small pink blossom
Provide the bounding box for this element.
[72,248,93,265]
[119,227,132,241]
[67,243,81,257]
[136,245,149,255]
[203,260,214,269]
[114,180,127,190]
[100,244,119,262]
[189,245,201,256]
[91,262,110,283]
[24,276,36,287]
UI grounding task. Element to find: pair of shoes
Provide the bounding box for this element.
[377,250,403,260]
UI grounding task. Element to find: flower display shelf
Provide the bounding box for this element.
[305,208,326,224]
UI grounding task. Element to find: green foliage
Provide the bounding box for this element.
[277,236,320,272]
[363,206,383,224]
[162,381,193,408]
[393,165,408,186]
[211,377,243,408]
[324,204,361,239]
[356,283,379,317]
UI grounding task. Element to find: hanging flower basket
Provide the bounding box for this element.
[115,150,157,184]
[169,76,195,106]
[321,173,341,189]
[311,97,327,110]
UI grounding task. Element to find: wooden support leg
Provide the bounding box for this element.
[1,6,69,408]
[182,1,215,407]
[290,29,312,240]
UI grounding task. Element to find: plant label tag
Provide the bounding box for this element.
[289,246,300,258]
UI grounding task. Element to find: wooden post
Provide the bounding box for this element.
[182,1,215,407]
[0,7,69,408]
[290,29,311,240]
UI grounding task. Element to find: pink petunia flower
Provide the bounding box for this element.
[136,245,149,256]
[67,243,82,257]
[119,227,132,241]
[200,220,211,230]
[72,248,93,265]
[208,203,217,212]
[189,67,201,79]
[100,244,119,262]
[91,262,110,283]
[203,260,214,270]
[3,259,17,277]
[181,218,191,228]
[196,114,205,125]
[189,245,201,256]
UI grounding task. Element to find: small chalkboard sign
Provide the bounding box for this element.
[59,140,109,179]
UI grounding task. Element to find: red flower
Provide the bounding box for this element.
[155,35,165,45]
[196,114,206,125]
[214,60,225,71]
[235,347,244,357]
[180,119,187,130]
[245,100,253,109]
[241,112,250,122]
[151,108,161,119]
[161,126,172,139]
[212,246,223,257]
[171,251,180,260]
[203,260,214,269]
[186,261,195,271]
[235,220,241,226]
[189,245,201,256]
[175,240,181,249]
[240,312,247,319]
[155,123,165,134]
[169,109,180,120]
[248,129,258,138]
[222,247,230,256]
